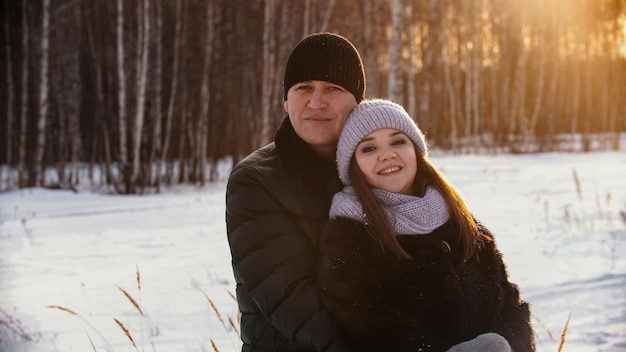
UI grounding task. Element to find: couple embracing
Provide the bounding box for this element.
[226,33,535,352]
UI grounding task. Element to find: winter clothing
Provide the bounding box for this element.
[319,219,535,352]
[226,117,344,352]
[283,32,366,102]
[336,99,427,185]
[329,185,450,235]
[447,333,512,352]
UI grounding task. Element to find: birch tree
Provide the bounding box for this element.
[128,0,150,193]
[17,2,29,188]
[0,0,624,192]
[155,0,182,192]
[388,0,403,102]
[116,0,127,190]
[196,0,214,184]
[53,1,83,187]
[148,0,164,191]
[363,1,377,98]
[406,3,417,119]
[443,9,459,150]
[84,1,112,185]
[4,0,14,173]
[31,0,51,187]
[420,0,443,134]
[526,19,549,150]
[160,0,184,189]
[260,0,278,146]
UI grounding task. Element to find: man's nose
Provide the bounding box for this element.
[308,90,327,108]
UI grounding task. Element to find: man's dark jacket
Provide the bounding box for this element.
[320,218,536,352]
[226,117,343,351]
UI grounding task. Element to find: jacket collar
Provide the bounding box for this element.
[275,116,342,196]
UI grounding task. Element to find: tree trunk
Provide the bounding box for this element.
[303,0,311,36]
[387,0,403,102]
[148,0,163,191]
[160,0,183,190]
[508,3,527,144]
[527,30,547,149]
[54,2,83,188]
[406,3,416,119]
[18,2,29,188]
[443,17,458,151]
[363,1,377,98]
[177,79,190,184]
[419,1,432,126]
[68,3,82,187]
[116,0,128,187]
[53,60,67,185]
[488,2,501,146]
[129,0,150,193]
[260,0,277,147]
[318,0,335,32]
[84,1,113,189]
[470,0,481,142]
[463,11,472,139]
[197,0,214,185]
[32,0,51,187]
[4,0,14,170]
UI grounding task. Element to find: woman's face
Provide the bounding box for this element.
[354,128,417,195]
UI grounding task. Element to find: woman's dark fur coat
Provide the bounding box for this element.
[319,218,535,352]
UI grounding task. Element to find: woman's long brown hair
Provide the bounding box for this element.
[348,144,485,261]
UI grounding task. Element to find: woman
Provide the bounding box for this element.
[319,99,535,352]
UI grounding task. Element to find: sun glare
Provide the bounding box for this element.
[620,15,626,58]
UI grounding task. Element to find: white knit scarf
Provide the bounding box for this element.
[329,186,450,235]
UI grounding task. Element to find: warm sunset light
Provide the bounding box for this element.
[620,15,626,57]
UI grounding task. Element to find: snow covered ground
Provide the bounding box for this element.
[0,151,625,352]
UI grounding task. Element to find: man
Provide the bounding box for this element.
[226,33,366,351]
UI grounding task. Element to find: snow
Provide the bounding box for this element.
[0,151,625,352]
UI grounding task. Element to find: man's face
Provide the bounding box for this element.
[284,80,358,159]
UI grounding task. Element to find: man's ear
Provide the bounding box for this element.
[283,100,289,113]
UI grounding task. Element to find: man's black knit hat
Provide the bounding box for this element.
[283,32,365,102]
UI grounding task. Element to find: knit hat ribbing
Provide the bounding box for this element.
[283,32,366,102]
[336,99,428,185]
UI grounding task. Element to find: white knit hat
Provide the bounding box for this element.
[336,99,428,185]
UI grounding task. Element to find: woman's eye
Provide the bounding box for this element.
[360,146,375,153]
[392,139,407,145]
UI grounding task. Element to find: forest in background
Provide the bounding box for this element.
[0,0,625,194]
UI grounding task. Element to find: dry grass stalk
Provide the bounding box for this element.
[557,312,572,352]
[114,317,137,350]
[226,290,237,302]
[47,305,113,349]
[46,305,77,316]
[228,315,240,335]
[531,313,553,340]
[204,293,227,330]
[210,338,219,352]
[86,332,97,352]
[572,167,582,200]
[136,265,141,291]
[117,286,144,315]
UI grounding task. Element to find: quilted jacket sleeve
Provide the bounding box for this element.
[226,164,339,352]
